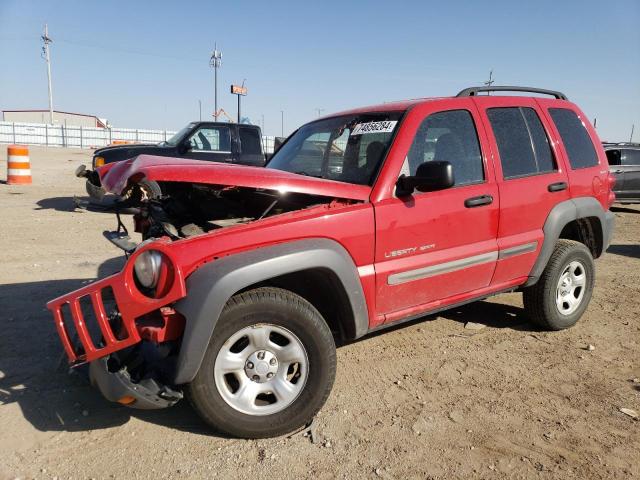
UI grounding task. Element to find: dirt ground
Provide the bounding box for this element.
[0,146,638,480]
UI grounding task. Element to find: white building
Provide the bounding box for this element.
[2,110,108,128]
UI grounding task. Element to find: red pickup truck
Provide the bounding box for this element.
[48,86,615,438]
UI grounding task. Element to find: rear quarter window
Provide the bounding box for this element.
[239,127,262,155]
[549,108,599,169]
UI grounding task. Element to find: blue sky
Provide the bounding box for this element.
[0,0,638,141]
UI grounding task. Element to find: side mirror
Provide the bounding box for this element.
[178,140,192,154]
[396,161,454,197]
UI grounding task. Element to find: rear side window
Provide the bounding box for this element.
[621,149,640,166]
[549,108,599,169]
[239,127,262,155]
[406,109,484,186]
[487,107,556,179]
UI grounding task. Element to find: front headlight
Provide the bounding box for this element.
[94,156,105,167]
[134,250,162,288]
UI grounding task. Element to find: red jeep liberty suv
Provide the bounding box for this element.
[48,86,615,438]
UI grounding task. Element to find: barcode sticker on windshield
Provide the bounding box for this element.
[351,121,397,136]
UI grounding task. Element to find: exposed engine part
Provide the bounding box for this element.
[131,182,342,240]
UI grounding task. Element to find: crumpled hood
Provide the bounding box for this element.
[99,155,371,201]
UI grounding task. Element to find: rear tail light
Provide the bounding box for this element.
[606,173,616,208]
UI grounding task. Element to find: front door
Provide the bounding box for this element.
[373,105,499,321]
[184,124,234,163]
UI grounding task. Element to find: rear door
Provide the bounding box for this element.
[373,100,500,322]
[183,124,234,163]
[620,149,640,200]
[542,105,605,202]
[474,97,570,285]
[238,126,266,166]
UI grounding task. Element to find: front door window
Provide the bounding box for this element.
[188,126,232,152]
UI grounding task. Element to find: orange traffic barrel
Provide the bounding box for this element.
[7,145,32,185]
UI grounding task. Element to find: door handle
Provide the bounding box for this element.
[547,182,567,192]
[612,169,624,174]
[464,194,493,208]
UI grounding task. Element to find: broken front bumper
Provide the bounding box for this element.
[89,356,182,409]
[46,239,187,365]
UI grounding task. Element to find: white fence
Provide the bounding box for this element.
[0,121,276,153]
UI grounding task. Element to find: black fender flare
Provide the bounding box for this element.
[171,238,369,384]
[525,197,614,286]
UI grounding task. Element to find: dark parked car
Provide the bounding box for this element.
[604,143,640,203]
[77,122,265,200]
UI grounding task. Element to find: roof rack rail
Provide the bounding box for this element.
[456,86,568,100]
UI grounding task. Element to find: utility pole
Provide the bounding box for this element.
[261,114,265,131]
[210,43,222,120]
[315,108,324,117]
[280,110,284,137]
[484,69,494,95]
[41,24,54,125]
[631,124,635,143]
[199,100,202,121]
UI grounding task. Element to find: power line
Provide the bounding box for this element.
[55,37,202,63]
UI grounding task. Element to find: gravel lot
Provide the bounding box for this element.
[1,146,638,479]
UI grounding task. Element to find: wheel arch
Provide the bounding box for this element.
[524,197,613,287]
[238,267,358,343]
[171,238,369,384]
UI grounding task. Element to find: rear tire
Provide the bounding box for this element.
[187,287,336,438]
[523,239,595,330]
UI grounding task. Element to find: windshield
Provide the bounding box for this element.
[266,112,403,185]
[164,123,197,146]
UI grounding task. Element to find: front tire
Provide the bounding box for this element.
[187,287,336,438]
[523,239,595,330]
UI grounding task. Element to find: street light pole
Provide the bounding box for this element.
[41,24,54,125]
[280,110,284,137]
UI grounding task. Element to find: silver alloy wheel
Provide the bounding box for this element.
[213,323,308,416]
[555,260,586,315]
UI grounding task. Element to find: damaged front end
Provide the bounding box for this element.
[50,157,370,409]
[46,240,188,409]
